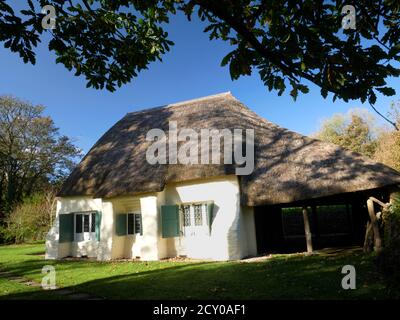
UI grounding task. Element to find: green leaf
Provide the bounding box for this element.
[221,51,234,67]
[290,87,298,101]
[321,88,328,99]
[376,87,396,96]
[298,84,309,94]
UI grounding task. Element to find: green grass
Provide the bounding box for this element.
[0,243,398,300]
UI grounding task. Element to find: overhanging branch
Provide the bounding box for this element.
[369,102,399,131]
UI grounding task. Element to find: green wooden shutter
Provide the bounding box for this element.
[59,214,74,243]
[207,202,214,235]
[116,213,127,236]
[95,211,102,241]
[161,205,180,238]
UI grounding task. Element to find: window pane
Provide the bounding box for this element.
[183,205,191,226]
[127,213,134,235]
[91,213,96,233]
[83,214,90,232]
[75,214,82,233]
[194,205,203,226]
[134,214,142,234]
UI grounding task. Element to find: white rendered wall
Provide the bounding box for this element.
[97,200,114,260]
[110,197,143,259]
[46,194,161,261]
[45,197,103,259]
[140,195,161,260]
[160,175,249,260]
[241,206,257,257]
[104,195,164,261]
[45,178,258,261]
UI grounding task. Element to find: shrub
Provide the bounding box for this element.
[2,192,56,244]
[377,195,400,283]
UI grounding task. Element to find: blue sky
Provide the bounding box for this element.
[0,11,398,153]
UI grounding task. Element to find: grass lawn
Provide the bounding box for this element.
[0,243,398,300]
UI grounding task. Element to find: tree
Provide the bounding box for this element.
[0,1,400,111]
[375,101,400,171]
[314,108,378,158]
[0,95,81,218]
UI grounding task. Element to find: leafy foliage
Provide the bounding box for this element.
[0,95,81,218]
[1,0,175,92]
[313,108,378,157]
[0,0,41,64]
[377,195,400,284]
[1,0,399,102]
[0,191,56,243]
[375,102,400,170]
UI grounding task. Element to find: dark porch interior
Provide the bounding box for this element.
[254,189,390,254]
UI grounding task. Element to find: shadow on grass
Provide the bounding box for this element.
[1,249,397,300]
[1,259,218,299]
[26,252,46,256]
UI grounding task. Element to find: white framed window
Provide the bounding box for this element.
[179,203,209,236]
[75,212,96,241]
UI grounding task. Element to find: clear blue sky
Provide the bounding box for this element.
[1,11,398,153]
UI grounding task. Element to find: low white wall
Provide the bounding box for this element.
[159,175,249,260]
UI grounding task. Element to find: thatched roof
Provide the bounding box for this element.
[59,92,400,206]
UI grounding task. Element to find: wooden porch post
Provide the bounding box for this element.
[367,198,382,252]
[302,206,313,253]
[363,221,373,253]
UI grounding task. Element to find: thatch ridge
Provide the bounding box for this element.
[59,93,400,205]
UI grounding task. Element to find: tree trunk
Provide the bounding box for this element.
[367,198,382,252]
[302,206,313,254]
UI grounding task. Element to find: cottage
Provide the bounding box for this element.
[45,92,400,261]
